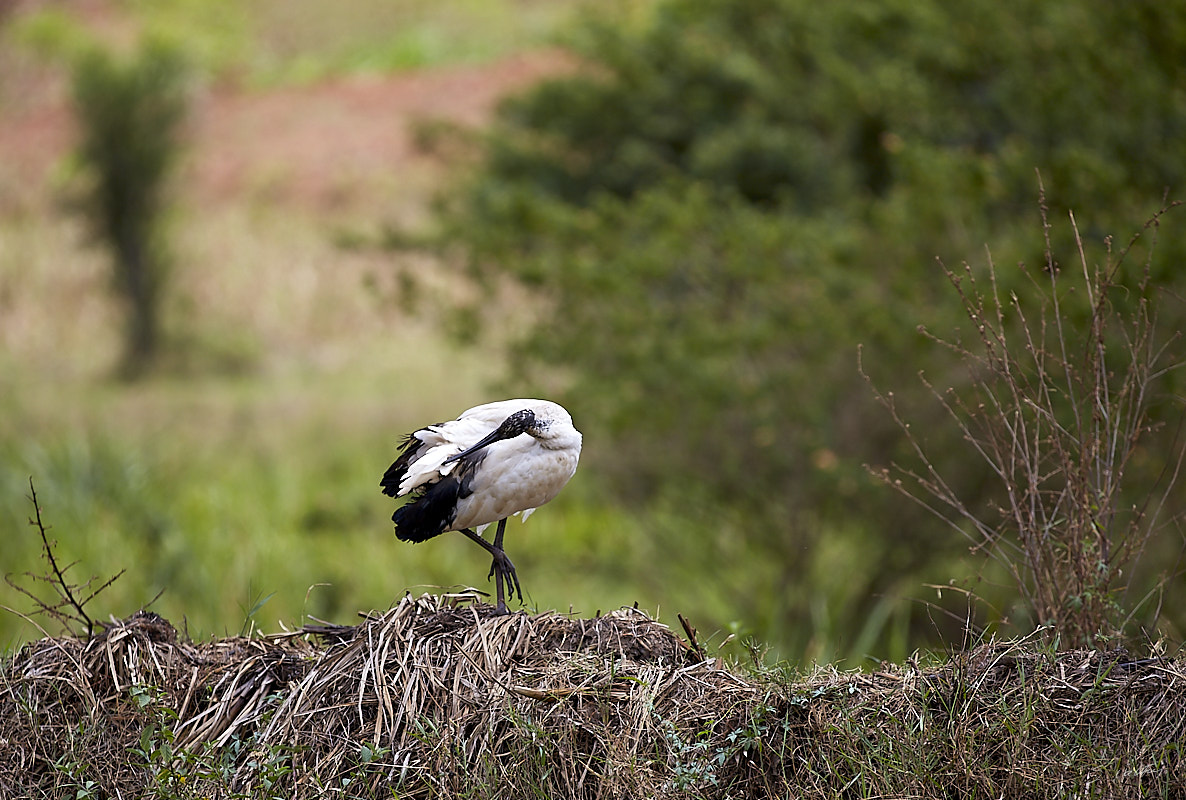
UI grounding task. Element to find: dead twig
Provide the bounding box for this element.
[4,478,124,639]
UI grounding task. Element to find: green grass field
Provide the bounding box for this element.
[3,2,1185,795]
[0,0,663,651]
[0,192,668,649]
[7,0,1176,668]
[0,190,984,663]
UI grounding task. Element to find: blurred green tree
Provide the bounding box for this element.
[422,0,1186,655]
[70,37,189,376]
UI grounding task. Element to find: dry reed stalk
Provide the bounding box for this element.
[2,597,1183,798]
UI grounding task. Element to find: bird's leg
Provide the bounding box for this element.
[458,527,512,614]
[489,518,522,606]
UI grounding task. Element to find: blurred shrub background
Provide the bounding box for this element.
[2,0,1184,662]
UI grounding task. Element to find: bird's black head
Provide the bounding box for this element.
[498,408,538,438]
[442,408,539,466]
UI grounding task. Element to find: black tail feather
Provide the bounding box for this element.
[385,432,485,542]
[392,475,463,543]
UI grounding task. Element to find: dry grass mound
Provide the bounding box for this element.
[2,593,1184,799]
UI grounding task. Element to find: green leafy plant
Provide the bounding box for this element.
[237,585,277,637]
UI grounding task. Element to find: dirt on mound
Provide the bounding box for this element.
[2,594,1184,799]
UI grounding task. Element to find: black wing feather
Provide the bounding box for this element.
[386,440,487,543]
[381,431,430,497]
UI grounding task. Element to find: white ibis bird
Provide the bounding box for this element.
[381,399,582,614]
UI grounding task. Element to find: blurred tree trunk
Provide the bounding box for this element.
[115,227,159,370]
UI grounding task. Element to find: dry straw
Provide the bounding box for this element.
[2,593,1184,798]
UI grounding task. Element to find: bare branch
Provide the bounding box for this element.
[866,201,1186,647]
[9,478,123,639]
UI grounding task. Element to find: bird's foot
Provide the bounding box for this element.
[487,549,523,605]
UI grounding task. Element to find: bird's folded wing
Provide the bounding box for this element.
[398,417,498,495]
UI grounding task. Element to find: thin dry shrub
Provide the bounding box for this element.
[865,197,1186,647]
[5,478,125,639]
[3,595,1185,799]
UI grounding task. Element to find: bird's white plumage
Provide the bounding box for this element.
[382,398,581,613]
[396,399,581,532]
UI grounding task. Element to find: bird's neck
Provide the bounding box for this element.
[539,432,581,451]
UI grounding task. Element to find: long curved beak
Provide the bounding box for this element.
[442,428,506,465]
